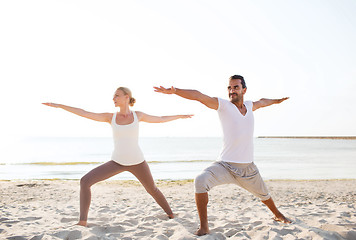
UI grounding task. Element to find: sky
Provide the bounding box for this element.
[1,0,356,140]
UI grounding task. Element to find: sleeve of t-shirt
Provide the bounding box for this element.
[245,100,253,111]
[217,98,229,112]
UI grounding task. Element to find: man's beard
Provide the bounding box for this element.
[229,93,242,103]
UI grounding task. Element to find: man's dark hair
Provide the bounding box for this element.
[229,75,246,89]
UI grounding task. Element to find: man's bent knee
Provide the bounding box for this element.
[194,172,212,194]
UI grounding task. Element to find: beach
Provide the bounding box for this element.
[1,179,355,240]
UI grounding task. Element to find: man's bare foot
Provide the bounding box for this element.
[273,214,292,223]
[76,220,88,227]
[168,213,175,219]
[195,227,210,236]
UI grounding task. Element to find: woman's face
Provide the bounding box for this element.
[113,89,129,107]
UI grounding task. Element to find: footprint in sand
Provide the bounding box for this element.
[270,227,302,236]
[141,222,154,227]
[255,225,270,231]
[92,225,124,234]
[340,212,351,217]
[29,233,54,240]
[18,217,42,221]
[238,217,250,222]
[155,234,169,240]
[97,217,110,222]
[60,217,77,223]
[211,227,224,233]
[225,229,239,237]
[126,211,138,217]
[163,229,174,238]
[6,235,27,240]
[251,220,263,226]
[319,219,328,224]
[98,206,111,213]
[52,230,82,239]
[320,224,348,232]
[71,212,79,217]
[16,183,38,187]
[162,222,177,227]
[127,219,138,225]
[156,214,171,220]
[142,216,156,221]
[208,232,225,240]
[134,229,154,237]
[223,222,244,230]
[3,220,20,226]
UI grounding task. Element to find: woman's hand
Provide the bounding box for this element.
[42,102,61,108]
[41,103,112,123]
[137,112,194,123]
[179,114,194,119]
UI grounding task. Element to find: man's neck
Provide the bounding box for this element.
[231,99,244,109]
[232,99,247,116]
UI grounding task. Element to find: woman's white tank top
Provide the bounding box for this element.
[111,111,145,166]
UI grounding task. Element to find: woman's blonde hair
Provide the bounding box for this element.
[117,87,136,106]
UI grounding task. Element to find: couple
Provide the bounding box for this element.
[43,75,291,236]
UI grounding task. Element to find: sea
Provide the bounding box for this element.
[0,137,355,180]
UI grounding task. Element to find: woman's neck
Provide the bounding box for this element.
[118,105,131,116]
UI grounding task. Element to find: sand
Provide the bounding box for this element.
[0,179,355,240]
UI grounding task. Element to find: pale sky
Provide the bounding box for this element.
[1,0,356,140]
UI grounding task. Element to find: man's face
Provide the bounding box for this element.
[228,79,246,103]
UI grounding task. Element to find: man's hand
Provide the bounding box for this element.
[253,97,289,111]
[154,86,219,110]
[153,86,176,95]
[275,97,289,104]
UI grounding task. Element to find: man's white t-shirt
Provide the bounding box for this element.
[217,98,254,163]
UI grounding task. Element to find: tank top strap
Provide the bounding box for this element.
[132,111,138,122]
[111,112,117,125]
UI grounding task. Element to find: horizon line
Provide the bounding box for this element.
[258,136,356,139]
[21,135,356,139]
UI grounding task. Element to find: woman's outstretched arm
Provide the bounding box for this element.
[42,103,112,123]
[136,111,193,123]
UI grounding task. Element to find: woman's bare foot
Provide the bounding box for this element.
[273,214,292,223]
[168,213,175,219]
[76,220,88,227]
[195,226,210,236]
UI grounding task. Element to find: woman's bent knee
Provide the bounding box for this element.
[145,185,159,196]
[80,176,93,189]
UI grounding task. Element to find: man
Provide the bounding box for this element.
[154,75,291,236]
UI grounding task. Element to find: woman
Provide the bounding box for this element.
[43,87,192,226]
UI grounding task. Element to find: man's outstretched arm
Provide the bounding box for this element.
[252,97,289,111]
[154,86,219,110]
